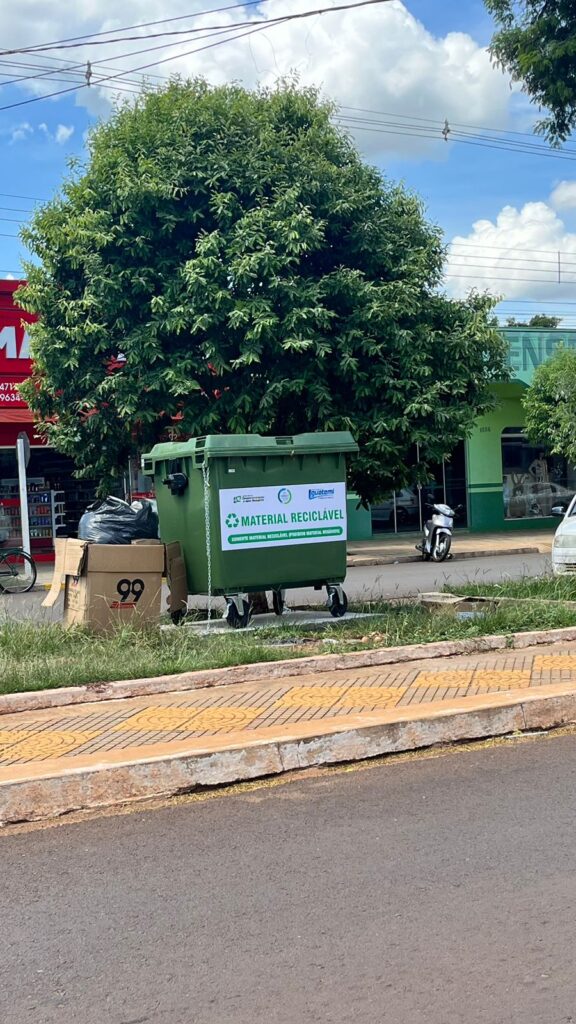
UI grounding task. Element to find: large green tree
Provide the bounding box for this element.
[19,80,507,502]
[523,346,576,463]
[485,0,576,143]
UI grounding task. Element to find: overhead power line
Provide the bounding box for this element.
[496,299,576,307]
[0,191,43,202]
[0,0,395,55]
[449,241,576,258]
[0,0,393,115]
[0,0,277,56]
[445,271,576,286]
[340,104,576,147]
[335,114,576,162]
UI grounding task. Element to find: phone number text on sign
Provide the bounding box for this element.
[0,380,27,407]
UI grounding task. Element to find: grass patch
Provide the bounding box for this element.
[446,575,576,601]
[2,599,576,695]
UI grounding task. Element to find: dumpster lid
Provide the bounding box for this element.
[142,432,358,467]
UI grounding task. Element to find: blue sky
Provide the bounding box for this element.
[2,0,576,321]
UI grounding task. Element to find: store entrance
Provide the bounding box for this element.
[371,442,468,535]
[0,446,97,559]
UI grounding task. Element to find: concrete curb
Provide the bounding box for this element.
[5,623,576,718]
[2,685,576,825]
[346,545,542,566]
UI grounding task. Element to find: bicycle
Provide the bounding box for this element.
[0,544,37,594]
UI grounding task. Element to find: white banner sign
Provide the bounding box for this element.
[219,481,347,551]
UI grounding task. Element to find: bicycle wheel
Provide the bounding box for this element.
[0,550,37,593]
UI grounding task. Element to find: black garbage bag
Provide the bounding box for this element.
[78,497,159,544]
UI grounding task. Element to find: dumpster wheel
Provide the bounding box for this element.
[225,596,252,629]
[327,586,348,618]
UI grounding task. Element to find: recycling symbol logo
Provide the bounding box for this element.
[226,513,240,529]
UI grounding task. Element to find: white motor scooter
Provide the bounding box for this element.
[416,503,458,562]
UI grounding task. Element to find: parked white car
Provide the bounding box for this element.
[551,495,576,574]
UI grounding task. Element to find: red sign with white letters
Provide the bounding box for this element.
[0,278,36,430]
[0,280,35,415]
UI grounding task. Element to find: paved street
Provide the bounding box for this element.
[2,734,576,1023]
[0,551,551,621]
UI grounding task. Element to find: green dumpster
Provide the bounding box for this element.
[142,432,358,627]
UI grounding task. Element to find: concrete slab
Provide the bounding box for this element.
[169,610,380,634]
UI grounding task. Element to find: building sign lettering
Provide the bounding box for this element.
[504,329,576,384]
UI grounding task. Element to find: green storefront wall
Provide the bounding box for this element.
[466,328,576,532]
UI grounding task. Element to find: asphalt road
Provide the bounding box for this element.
[0,551,551,621]
[2,734,576,1024]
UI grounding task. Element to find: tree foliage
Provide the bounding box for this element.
[523,346,576,463]
[485,0,576,143]
[19,80,507,501]
[506,315,561,327]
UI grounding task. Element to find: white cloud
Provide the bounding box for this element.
[445,184,576,301]
[550,181,576,211]
[55,124,74,144]
[10,121,33,143]
[0,0,515,160]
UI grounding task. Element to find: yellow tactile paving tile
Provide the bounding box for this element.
[275,685,404,709]
[114,705,266,734]
[534,655,576,670]
[0,730,99,761]
[413,670,474,688]
[473,670,532,689]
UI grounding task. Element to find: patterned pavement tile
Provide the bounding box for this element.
[413,670,474,688]
[275,685,405,711]
[533,655,576,671]
[114,705,266,735]
[0,730,99,763]
[473,670,532,689]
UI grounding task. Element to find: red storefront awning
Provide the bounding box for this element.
[0,408,33,423]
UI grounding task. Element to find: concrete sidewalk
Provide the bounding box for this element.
[347,529,553,565]
[2,639,576,824]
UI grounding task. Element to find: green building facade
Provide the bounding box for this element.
[466,328,576,532]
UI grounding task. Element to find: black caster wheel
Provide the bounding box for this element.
[272,590,285,616]
[327,587,348,618]
[225,598,252,629]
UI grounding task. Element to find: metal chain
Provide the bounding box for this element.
[202,460,213,632]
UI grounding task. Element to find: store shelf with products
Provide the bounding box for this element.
[0,483,67,559]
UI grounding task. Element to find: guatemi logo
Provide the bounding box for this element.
[308,488,335,500]
[277,488,292,505]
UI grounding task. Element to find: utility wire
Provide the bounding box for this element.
[0,0,278,56]
[1,0,394,55]
[0,0,391,115]
[0,192,43,202]
[340,104,576,146]
[336,117,576,162]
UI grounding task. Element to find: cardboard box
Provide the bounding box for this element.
[43,539,165,632]
[133,539,188,618]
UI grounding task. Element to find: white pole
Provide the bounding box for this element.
[16,437,30,556]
